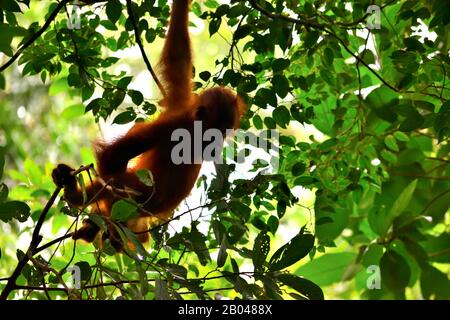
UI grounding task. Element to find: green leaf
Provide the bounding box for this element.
[128,90,144,106]
[389,179,417,218]
[420,264,450,299]
[303,30,320,48]
[113,110,136,124]
[421,233,450,263]
[393,131,409,142]
[85,98,103,114]
[272,105,290,128]
[234,24,252,40]
[0,0,21,12]
[74,261,92,282]
[101,57,120,68]
[404,37,425,53]
[0,73,5,89]
[364,86,398,122]
[106,0,122,24]
[399,113,424,132]
[390,50,419,74]
[272,75,290,98]
[291,162,306,176]
[361,244,385,267]
[293,176,315,186]
[319,138,338,152]
[384,135,399,152]
[217,235,228,268]
[81,86,95,101]
[0,183,8,203]
[61,104,85,120]
[229,200,251,220]
[269,233,315,271]
[296,252,357,286]
[188,226,211,266]
[136,169,154,187]
[0,201,30,222]
[199,71,211,81]
[277,274,324,300]
[272,58,290,72]
[264,117,276,129]
[67,73,80,87]
[209,17,221,36]
[254,88,277,108]
[23,158,42,186]
[323,47,334,66]
[252,114,263,129]
[143,101,156,115]
[117,76,132,89]
[267,215,279,235]
[0,148,4,180]
[380,150,397,163]
[380,250,411,290]
[49,77,69,95]
[252,231,270,272]
[316,217,333,225]
[111,200,138,222]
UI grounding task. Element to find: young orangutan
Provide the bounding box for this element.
[52,0,245,250]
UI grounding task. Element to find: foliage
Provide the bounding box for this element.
[0,0,449,300]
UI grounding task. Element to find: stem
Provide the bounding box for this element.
[0,1,70,73]
[126,0,167,98]
[0,187,61,300]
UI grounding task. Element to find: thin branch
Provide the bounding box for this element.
[418,189,450,217]
[247,0,445,101]
[32,187,62,247]
[35,233,74,254]
[125,0,167,98]
[426,157,450,163]
[391,173,450,181]
[0,0,70,73]
[178,287,234,295]
[428,246,450,258]
[317,0,397,28]
[248,0,326,30]
[0,187,61,300]
[14,285,67,292]
[139,203,211,234]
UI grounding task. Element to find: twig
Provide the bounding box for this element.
[418,189,450,216]
[125,0,167,98]
[247,0,445,102]
[35,233,74,253]
[0,187,61,300]
[178,287,234,295]
[426,157,450,163]
[138,203,210,234]
[0,0,70,73]
[391,173,450,181]
[428,247,450,258]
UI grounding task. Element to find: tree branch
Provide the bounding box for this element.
[0,0,71,73]
[125,0,167,98]
[0,187,62,300]
[247,0,445,101]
